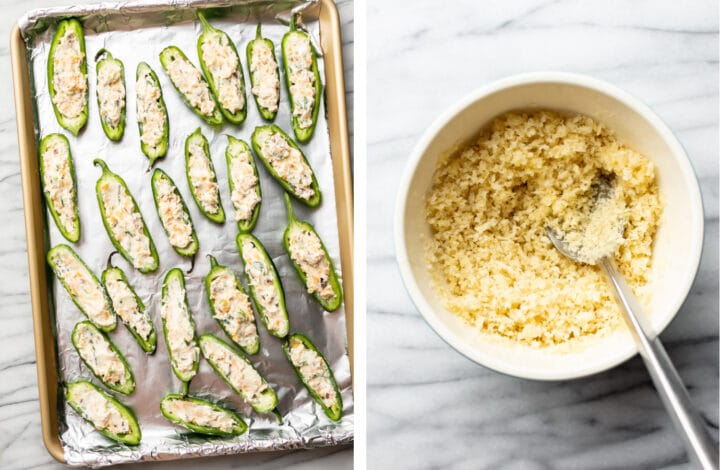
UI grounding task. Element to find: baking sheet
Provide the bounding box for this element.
[19,0,352,466]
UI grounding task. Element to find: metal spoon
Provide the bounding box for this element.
[546,185,718,469]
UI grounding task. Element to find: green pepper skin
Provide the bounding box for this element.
[95,49,126,141]
[185,128,225,223]
[101,266,157,354]
[246,24,280,121]
[136,62,169,167]
[225,136,261,233]
[71,321,135,395]
[39,134,80,243]
[251,125,321,207]
[196,12,247,125]
[161,268,199,387]
[204,255,260,355]
[283,333,342,421]
[282,194,343,311]
[93,159,159,274]
[47,19,88,136]
[198,334,278,414]
[281,15,322,143]
[160,393,247,436]
[47,244,117,332]
[151,169,199,258]
[159,46,223,126]
[235,233,290,338]
[66,380,141,445]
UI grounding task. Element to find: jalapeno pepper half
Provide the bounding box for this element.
[246,24,280,121]
[151,168,199,258]
[39,133,80,243]
[136,62,169,167]
[225,136,262,233]
[95,49,126,141]
[185,128,225,223]
[160,393,247,436]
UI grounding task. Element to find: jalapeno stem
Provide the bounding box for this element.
[197,11,212,32]
[106,250,119,270]
[207,254,218,269]
[289,12,297,31]
[93,158,109,173]
[284,192,297,224]
[94,48,112,62]
[256,23,262,39]
[271,408,283,424]
[186,254,196,275]
[181,381,189,396]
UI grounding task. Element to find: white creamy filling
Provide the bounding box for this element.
[285,34,315,129]
[161,276,198,378]
[165,52,216,116]
[74,323,126,386]
[97,61,125,128]
[241,239,286,334]
[201,34,244,113]
[165,398,235,432]
[104,272,152,341]
[155,176,193,249]
[203,339,266,400]
[136,70,165,148]
[259,132,314,200]
[42,137,76,230]
[229,148,260,221]
[289,338,336,408]
[209,270,257,349]
[187,141,220,214]
[51,249,113,328]
[250,41,279,113]
[71,385,130,435]
[100,179,154,271]
[52,29,86,118]
[288,225,335,301]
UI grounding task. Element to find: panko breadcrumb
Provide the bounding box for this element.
[425,110,662,347]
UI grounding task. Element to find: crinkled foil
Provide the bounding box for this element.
[19,0,352,466]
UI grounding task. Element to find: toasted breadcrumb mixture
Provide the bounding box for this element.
[425,111,662,347]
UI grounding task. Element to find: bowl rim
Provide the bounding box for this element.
[393,71,705,381]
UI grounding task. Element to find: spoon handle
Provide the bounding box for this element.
[600,257,718,470]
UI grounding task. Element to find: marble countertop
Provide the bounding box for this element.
[0,0,352,468]
[367,1,718,469]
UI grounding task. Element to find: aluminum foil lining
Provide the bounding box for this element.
[20,0,352,466]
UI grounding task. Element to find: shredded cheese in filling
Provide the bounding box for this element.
[201,34,244,113]
[74,323,127,386]
[50,248,114,328]
[42,137,76,231]
[99,179,155,271]
[288,225,335,301]
[97,61,125,128]
[155,176,193,249]
[136,69,165,148]
[165,51,216,116]
[71,385,130,435]
[250,41,279,113]
[259,132,314,200]
[241,238,287,335]
[187,141,220,214]
[164,398,235,432]
[229,147,261,221]
[285,34,315,129]
[288,337,336,408]
[52,29,86,118]
[104,271,152,341]
[161,275,198,378]
[209,270,258,350]
[203,339,267,401]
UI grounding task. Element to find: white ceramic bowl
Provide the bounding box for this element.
[394,72,704,380]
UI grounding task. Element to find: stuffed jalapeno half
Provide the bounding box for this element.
[235,233,289,338]
[66,380,141,445]
[161,268,200,391]
[39,133,80,243]
[283,333,342,421]
[136,62,169,166]
[47,18,88,136]
[160,393,247,436]
[282,15,322,143]
[151,169,199,258]
[205,255,260,355]
[159,45,223,126]
[94,159,159,274]
[95,49,126,141]
[102,261,156,354]
[283,194,342,311]
[246,24,280,121]
[185,128,224,223]
[71,321,135,395]
[226,136,261,233]
[196,13,247,125]
[47,244,116,331]
[251,125,320,207]
[199,334,278,414]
